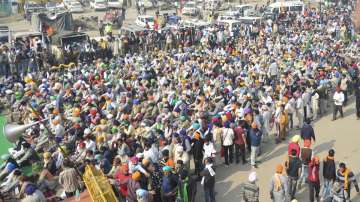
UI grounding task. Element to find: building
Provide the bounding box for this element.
[0,0,12,17]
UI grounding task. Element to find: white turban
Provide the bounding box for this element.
[248,171,257,182]
[176,146,184,153]
[84,128,91,135]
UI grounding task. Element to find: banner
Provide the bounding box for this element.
[31,11,74,35]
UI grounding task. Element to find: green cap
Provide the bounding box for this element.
[15,91,23,100]
[111,127,119,134]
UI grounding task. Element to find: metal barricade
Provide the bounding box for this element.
[83,165,119,202]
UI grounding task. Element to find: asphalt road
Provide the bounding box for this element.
[196,98,360,202]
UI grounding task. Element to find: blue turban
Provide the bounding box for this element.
[24,184,37,195]
[192,123,201,130]
[162,166,172,172]
[136,189,148,198]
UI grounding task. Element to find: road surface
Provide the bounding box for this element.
[196,98,360,202]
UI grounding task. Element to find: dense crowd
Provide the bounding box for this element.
[0,3,360,202]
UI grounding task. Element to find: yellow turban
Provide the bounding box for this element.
[132,171,141,181]
[291,135,301,143]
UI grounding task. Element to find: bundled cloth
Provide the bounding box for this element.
[201,164,215,186]
[206,164,216,176]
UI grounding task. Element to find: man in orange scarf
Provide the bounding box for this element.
[308,156,320,202]
[298,139,312,189]
[336,163,360,200]
[269,164,288,202]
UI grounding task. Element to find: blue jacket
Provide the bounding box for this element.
[249,128,262,147]
[300,124,315,141]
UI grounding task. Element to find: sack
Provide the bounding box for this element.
[220,146,224,157]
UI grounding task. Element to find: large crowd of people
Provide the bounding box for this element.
[0,2,360,202]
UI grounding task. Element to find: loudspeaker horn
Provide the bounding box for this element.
[3,119,48,143]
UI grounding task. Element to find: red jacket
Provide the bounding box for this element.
[114,171,131,196]
[288,142,300,157]
[234,126,245,145]
[308,162,320,182]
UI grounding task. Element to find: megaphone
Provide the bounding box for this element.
[3,119,48,143]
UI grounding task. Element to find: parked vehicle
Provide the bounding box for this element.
[67,1,85,13]
[13,32,42,46]
[217,19,241,36]
[166,14,181,25]
[324,0,337,7]
[243,8,259,17]
[24,1,46,19]
[182,1,199,16]
[157,1,172,10]
[107,0,122,9]
[238,16,262,25]
[63,0,72,7]
[218,3,230,11]
[317,0,337,7]
[223,9,240,18]
[217,15,236,21]
[46,2,66,12]
[233,4,254,16]
[103,9,124,27]
[120,24,148,36]
[137,0,154,9]
[181,19,211,29]
[263,1,304,20]
[0,26,10,44]
[90,0,108,11]
[135,15,155,28]
[205,0,220,11]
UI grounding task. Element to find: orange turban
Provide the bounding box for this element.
[313,156,320,164]
[96,135,105,143]
[142,158,150,167]
[276,164,283,174]
[53,109,59,115]
[121,164,129,174]
[72,108,80,117]
[251,122,257,129]
[194,131,201,140]
[52,119,60,125]
[159,139,166,146]
[132,171,141,181]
